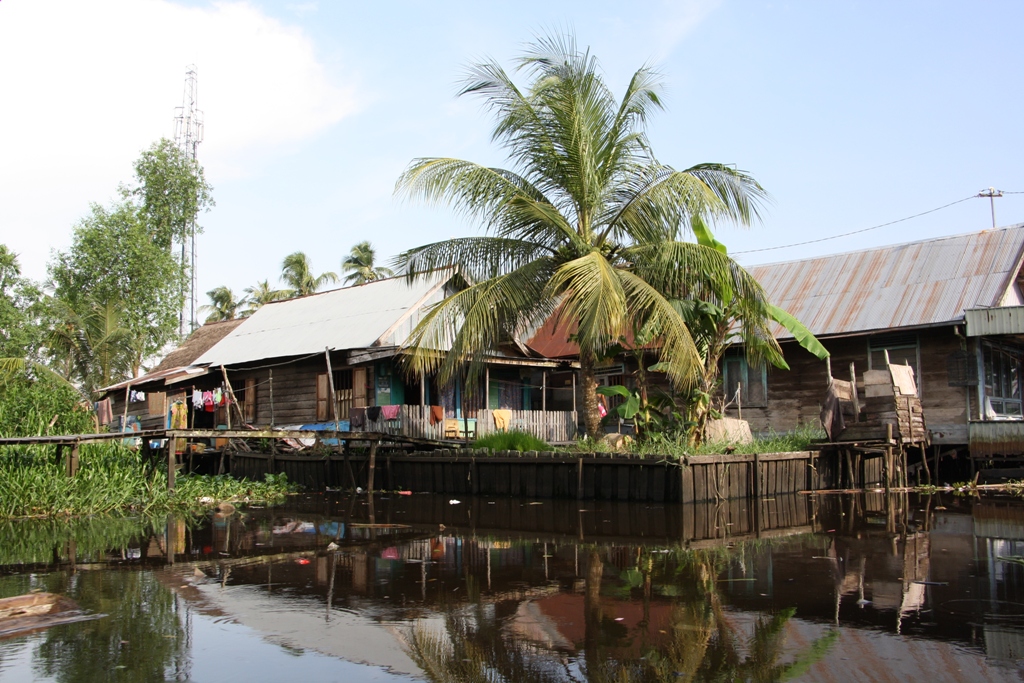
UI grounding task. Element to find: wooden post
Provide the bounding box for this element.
[485,366,490,411]
[933,444,940,483]
[367,440,378,494]
[737,382,742,421]
[55,444,64,467]
[420,370,426,406]
[753,451,761,497]
[66,443,79,477]
[168,439,178,491]
[269,369,276,428]
[325,348,340,432]
[884,423,893,492]
[220,365,244,426]
[577,457,584,500]
[542,370,547,412]
[572,373,577,413]
[844,449,855,489]
[122,385,131,430]
[825,357,832,382]
[919,444,931,485]
[849,362,860,419]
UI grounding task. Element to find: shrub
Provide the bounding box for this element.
[473,430,551,452]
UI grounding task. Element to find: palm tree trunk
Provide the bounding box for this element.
[580,352,602,438]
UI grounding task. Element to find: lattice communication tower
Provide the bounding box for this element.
[173,65,204,334]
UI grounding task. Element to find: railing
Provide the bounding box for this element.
[355,405,578,443]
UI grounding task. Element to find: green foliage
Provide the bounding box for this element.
[395,32,770,439]
[131,137,214,250]
[473,429,552,452]
[40,138,214,391]
[563,423,824,459]
[242,279,286,315]
[0,514,162,566]
[0,369,93,437]
[280,251,338,297]
[200,285,244,322]
[0,245,46,362]
[0,432,296,520]
[342,241,394,285]
[48,198,181,382]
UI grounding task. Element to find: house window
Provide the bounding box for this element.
[868,333,919,374]
[722,354,767,408]
[983,342,1023,418]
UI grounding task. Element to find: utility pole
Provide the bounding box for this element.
[173,66,204,335]
[978,187,1003,229]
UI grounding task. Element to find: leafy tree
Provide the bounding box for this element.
[0,245,45,362]
[44,296,135,395]
[199,286,244,322]
[131,138,214,251]
[671,220,827,443]
[395,33,773,437]
[242,279,286,315]
[48,200,180,379]
[280,251,338,297]
[341,241,394,285]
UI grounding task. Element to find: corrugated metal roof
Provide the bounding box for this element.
[100,365,209,394]
[749,224,1024,339]
[966,306,1024,336]
[195,272,450,367]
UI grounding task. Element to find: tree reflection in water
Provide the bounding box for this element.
[408,547,837,683]
[34,570,188,683]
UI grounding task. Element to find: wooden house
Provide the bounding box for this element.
[738,224,1024,464]
[101,271,578,443]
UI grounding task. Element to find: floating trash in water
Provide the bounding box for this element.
[449,499,461,505]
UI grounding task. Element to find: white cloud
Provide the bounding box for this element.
[0,0,357,279]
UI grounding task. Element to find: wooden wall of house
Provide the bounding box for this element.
[226,358,323,427]
[729,326,968,445]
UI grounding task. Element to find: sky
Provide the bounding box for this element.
[2,0,1024,309]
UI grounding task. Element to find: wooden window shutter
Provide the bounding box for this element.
[147,392,166,417]
[352,367,367,407]
[316,373,330,421]
[244,378,257,423]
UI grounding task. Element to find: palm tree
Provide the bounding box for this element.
[394,33,774,437]
[241,279,286,315]
[279,251,337,298]
[44,296,135,395]
[199,286,243,322]
[341,241,394,285]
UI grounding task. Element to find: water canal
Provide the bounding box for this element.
[1,491,1022,682]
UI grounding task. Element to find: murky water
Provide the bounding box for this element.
[1,491,1023,682]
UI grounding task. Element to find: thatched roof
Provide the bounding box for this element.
[152,318,245,372]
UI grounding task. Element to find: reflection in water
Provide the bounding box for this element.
[1,492,1024,681]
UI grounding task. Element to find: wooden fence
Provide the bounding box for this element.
[230,448,836,502]
[475,409,578,443]
[355,406,578,443]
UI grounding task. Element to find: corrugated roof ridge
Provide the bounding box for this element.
[748,223,1024,270]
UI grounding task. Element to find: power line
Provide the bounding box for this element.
[732,193,1015,256]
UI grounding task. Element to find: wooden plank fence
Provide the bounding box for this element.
[476,409,578,443]
[230,448,837,502]
[354,406,578,443]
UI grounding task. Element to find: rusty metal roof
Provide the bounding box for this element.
[749,224,1024,339]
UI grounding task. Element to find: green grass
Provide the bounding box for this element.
[473,430,552,452]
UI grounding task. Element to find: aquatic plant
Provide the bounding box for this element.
[0,441,296,520]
